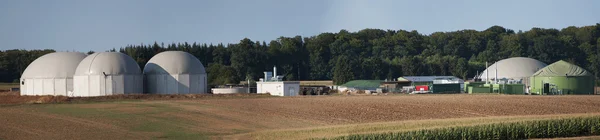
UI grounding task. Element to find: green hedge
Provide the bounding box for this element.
[327,116,600,140]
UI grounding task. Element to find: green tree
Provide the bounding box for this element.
[333,55,356,85]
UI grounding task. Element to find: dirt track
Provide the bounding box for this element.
[2,94,600,139]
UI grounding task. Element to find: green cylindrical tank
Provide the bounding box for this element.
[530,76,594,94]
[529,60,595,95]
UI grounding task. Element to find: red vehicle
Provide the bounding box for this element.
[415,85,429,91]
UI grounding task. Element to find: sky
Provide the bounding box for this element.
[0,0,599,52]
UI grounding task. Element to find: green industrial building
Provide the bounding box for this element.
[465,82,526,94]
[530,60,595,95]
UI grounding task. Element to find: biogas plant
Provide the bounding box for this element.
[19,51,299,97]
[19,52,595,96]
[466,57,595,95]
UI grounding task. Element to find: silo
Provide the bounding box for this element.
[20,52,87,96]
[530,60,594,95]
[73,52,143,97]
[143,51,207,94]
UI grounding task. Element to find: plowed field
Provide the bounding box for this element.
[2,94,600,139]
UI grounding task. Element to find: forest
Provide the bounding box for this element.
[1,24,599,85]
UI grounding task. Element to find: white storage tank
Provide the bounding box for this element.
[479,57,547,83]
[20,52,87,96]
[73,52,143,97]
[143,51,207,94]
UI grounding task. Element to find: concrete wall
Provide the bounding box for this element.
[73,75,143,97]
[20,78,72,96]
[145,74,207,94]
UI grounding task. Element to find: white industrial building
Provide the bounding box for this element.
[73,52,143,97]
[20,52,87,96]
[256,67,300,96]
[478,57,547,84]
[212,87,248,94]
[143,51,207,94]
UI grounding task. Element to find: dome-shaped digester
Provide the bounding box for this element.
[479,57,547,82]
[20,52,87,96]
[73,52,143,97]
[530,60,594,95]
[144,51,207,94]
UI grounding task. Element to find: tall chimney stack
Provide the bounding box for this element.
[273,66,277,77]
[485,62,488,84]
[495,61,498,84]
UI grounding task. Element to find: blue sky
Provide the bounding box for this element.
[0,0,599,52]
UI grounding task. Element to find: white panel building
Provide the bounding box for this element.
[73,52,143,97]
[143,51,207,94]
[256,67,300,96]
[256,81,300,96]
[20,52,87,96]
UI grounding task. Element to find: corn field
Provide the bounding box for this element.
[327,116,600,140]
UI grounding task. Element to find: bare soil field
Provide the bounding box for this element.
[1,94,600,139]
[0,93,271,104]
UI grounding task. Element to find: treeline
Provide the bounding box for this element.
[1,24,600,85]
[0,49,56,82]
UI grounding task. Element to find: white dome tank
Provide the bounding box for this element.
[73,52,143,97]
[144,51,207,94]
[479,57,547,82]
[20,52,87,96]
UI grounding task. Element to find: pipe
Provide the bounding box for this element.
[273,66,277,78]
[495,61,498,84]
[485,62,488,84]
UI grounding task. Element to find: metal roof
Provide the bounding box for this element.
[400,76,462,82]
[144,51,206,75]
[341,80,383,89]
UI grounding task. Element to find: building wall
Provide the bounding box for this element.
[145,74,207,94]
[257,82,282,96]
[20,78,72,96]
[73,75,143,97]
[464,82,486,92]
[468,86,491,94]
[212,87,247,94]
[257,82,300,96]
[431,84,461,93]
[502,84,525,94]
[411,82,431,86]
[530,76,594,95]
[283,82,300,96]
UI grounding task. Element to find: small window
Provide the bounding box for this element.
[21,80,25,85]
